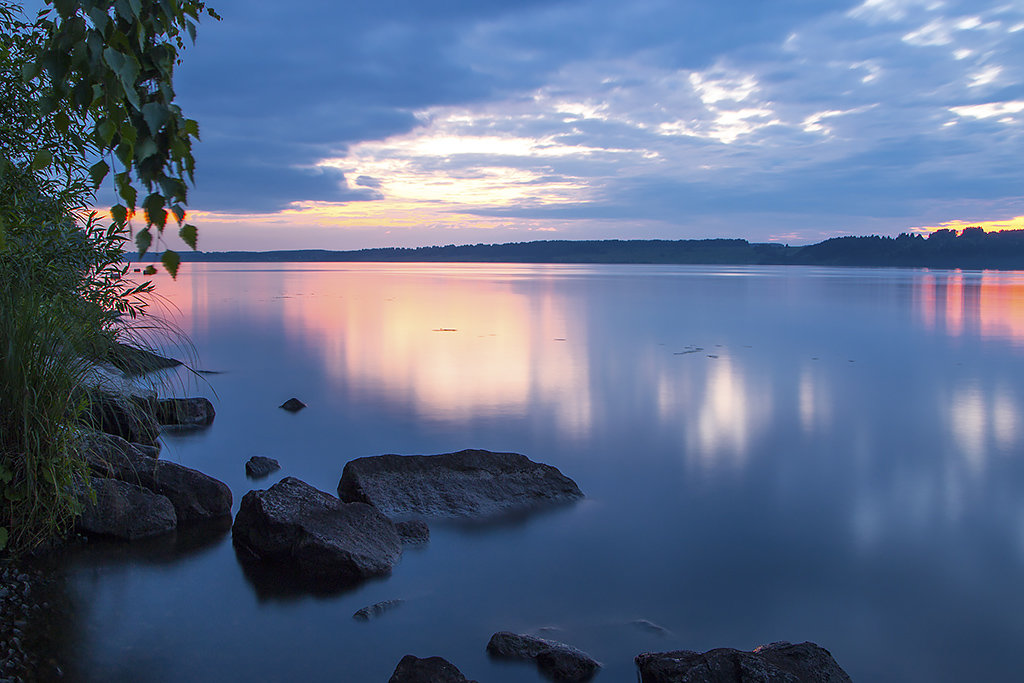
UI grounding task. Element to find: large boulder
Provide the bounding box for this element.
[78,431,232,524]
[154,397,215,427]
[388,655,478,683]
[337,449,583,519]
[232,477,402,585]
[487,632,600,682]
[75,477,177,540]
[635,641,852,683]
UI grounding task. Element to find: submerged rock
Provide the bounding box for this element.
[388,655,478,683]
[395,520,430,545]
[245,456,282,479]
[75,477,177,540]
[79,430,232,524]
[154,397,215,427]
[635,641,852,683]
[279,397,306,412]
[487,631,600,682]
[232,477,401,585]
[353,598,404,621]
[337,449,583,519]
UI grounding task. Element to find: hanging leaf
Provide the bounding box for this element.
[136,227,152,256]
[111,203,128,226]
[179,222,197,249]
[89,160,110,188]
[141,101,170,134]
[143,264,157,275]
[162,249,181,279]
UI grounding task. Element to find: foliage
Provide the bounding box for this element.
[0,0,213,553]
[30,0,219,277]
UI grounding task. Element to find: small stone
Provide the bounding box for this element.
[353,599,404,621]
[388,655,477,683]
[279,398,306,412]
[245,456,281,479]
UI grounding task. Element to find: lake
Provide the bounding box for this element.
[53,263,1024,681]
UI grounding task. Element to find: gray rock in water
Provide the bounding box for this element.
[388,655,478,683]
[635,641,852,683]
[154,397,215,427]
[279,397,306,412]
[75,477,177,540]
[487,632,599,682]
[245,456,281,479]
[79,430,232,524]
[232,477,401,584]
[353,598,404,621]
[395,520,430,545]
[337,449,583,519]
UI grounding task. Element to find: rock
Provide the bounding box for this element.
[245,456,282,479]
[232,477,401,585]
[81,387,161,446]
[279,397,306,412]
[337,449,584,519]
[635,641,852,683]
[631,619,672,637]
[75,477,177,540]
[353,598,404,621]
[106,342,182,375]
[154,397,215,427]
[487,632,599,682]
[395,520,430,545]
[78,431,232,524]
[388,655,477,683]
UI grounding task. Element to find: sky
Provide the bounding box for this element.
[152,0,1024,251]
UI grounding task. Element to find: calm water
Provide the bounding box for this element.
[54,263,1024,682]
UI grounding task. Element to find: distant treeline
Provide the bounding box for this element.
[139,228,1024,270]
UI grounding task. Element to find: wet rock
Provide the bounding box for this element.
[245,456,281,479]
[337,449,583,520]
[79,430,232,524]
[76,477,177,540]
[635,641,852,683]
[279,397,306,412]
[487,631,599,682]
[395,520,430,545]
[81,387,161,446]
[154,397,215,427]
[388,655,478,683]
[232,477,401,585]
[631,619,672,637]
[353,598,404,621]
[107,342,182,375]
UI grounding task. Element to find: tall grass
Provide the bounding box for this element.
[0,276,92,553]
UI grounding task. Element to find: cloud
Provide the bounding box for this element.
[173,0,1024,245]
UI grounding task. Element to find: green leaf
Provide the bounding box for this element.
[134,136,159,161]
[184,119,200,139]
[21,59,41,83]
[31,148,53,171]
[89,160,110,188]
[143,265,157,275]
[135,227,152,256]
[142,193,166,227]
[0,527,7,551]
[115,172,137,208]
[141,102,170,135]
[162,249,181,279]
[97,118,117,146]
[111,204,128,226]
[179,223,197,249]
[170,204,186,226]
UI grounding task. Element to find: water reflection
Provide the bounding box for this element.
[915,270,1024,344]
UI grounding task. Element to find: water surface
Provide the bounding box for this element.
[57,263,1024,681]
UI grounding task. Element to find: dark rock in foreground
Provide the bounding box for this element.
[635,641,852,683]
[487,631,599,682]
[353,598,404,621]
[75,477,177,540]
[79,431,232,524]
[388,655,478,683]
[337,449,583,519]
[279,397,306,412]
[245,456,282,479]
[154,397,215,427]
[82,388,161,446]
[395,520,430,545]
[232,477,401,584]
